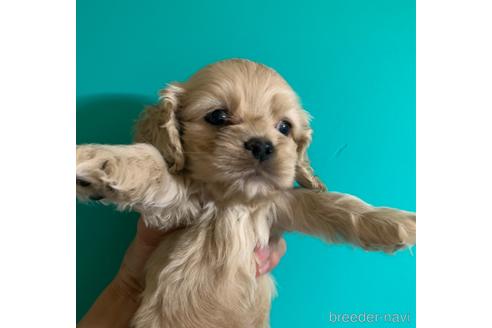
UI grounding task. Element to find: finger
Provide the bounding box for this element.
[255,246,272,277]
[255,238,288,277]
[128,218,172,273]
[255,246,271,263]
[273,238,287,258]
[136,217,171,247]
[256,259,271,277]
[120,218,178,285]
[267,253,281,273]
[265,238,287,273]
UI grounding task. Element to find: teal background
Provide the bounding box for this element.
[77,0,415,327]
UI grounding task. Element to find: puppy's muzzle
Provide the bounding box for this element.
[244,137,274,162]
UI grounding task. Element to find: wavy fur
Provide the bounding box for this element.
[76,59,415,328]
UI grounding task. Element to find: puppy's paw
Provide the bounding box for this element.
[358,209,416,253]
[384,210,416,253]
[76,145,119,202]
[397,211,416,246]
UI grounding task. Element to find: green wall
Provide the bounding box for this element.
[77,0,415,327]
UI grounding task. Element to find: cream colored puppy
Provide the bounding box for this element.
[76,59,416,328]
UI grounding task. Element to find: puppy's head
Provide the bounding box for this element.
[135,59,325,197]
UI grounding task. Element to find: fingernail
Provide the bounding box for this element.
[258,260,271,275]
[255,246,271,262]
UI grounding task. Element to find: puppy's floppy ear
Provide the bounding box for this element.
[295,127,327,191]
[134,83,185,173]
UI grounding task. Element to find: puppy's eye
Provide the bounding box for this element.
[205,109,229,126]
[276,120,292,136]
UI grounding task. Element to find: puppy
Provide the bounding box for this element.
[76,59,416,328]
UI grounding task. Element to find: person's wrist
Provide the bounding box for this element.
[77,271,142,328]
[111,268,143,304]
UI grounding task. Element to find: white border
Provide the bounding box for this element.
[1,0,491,326]
[0,0,75,326]
[417,0,492,326]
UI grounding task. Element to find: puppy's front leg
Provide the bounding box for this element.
[76,143,181,212]
[275,189,415,253]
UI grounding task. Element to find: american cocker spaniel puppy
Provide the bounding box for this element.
[76,59,416,328]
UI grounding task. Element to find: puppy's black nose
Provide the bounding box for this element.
[244,138,274,162]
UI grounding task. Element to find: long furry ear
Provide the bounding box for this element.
[134,83,185,174]
[295,127,327,191]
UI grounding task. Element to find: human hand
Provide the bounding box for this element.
[79,217,287,328]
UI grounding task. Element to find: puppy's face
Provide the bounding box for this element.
[136,59,324,197]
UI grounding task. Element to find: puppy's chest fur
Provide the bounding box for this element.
[134,194,277,328]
